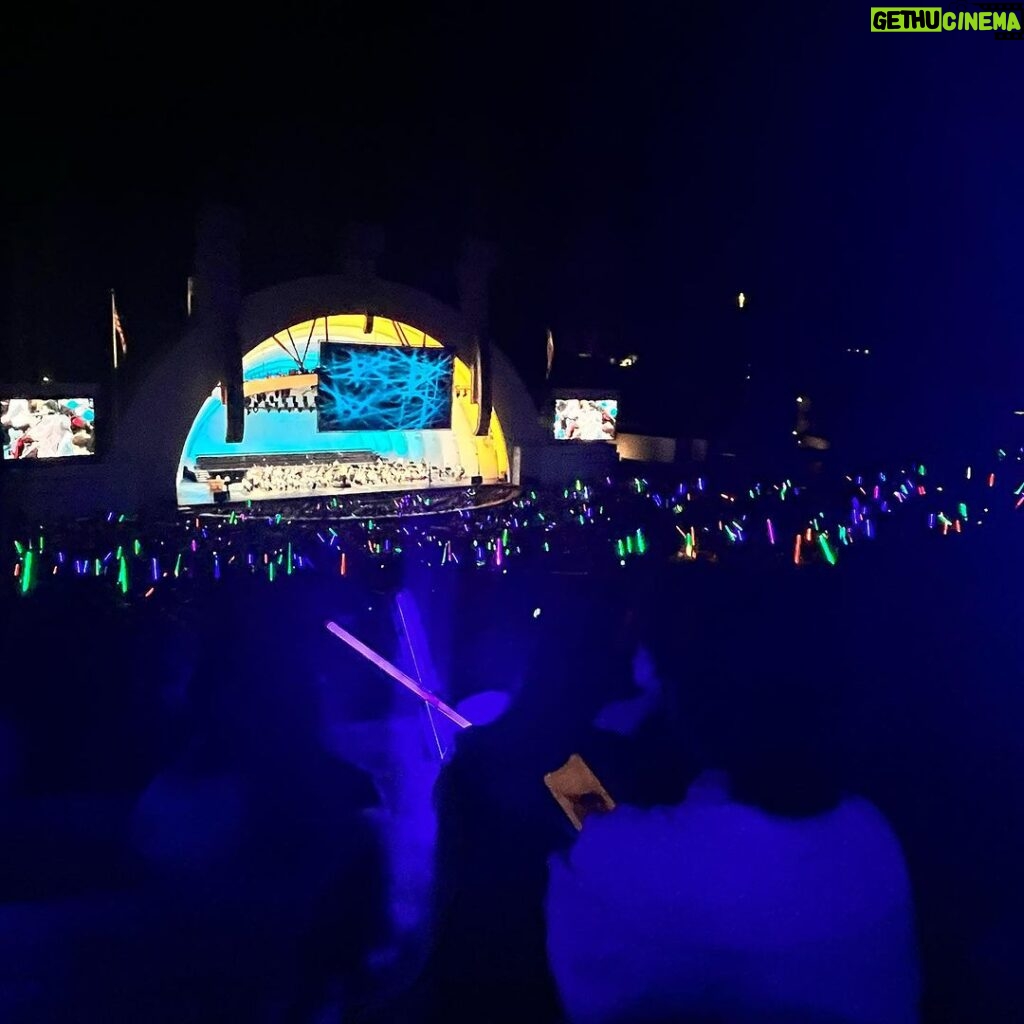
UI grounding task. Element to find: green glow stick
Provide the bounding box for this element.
[818,534,837,566]
[20,550,34,595]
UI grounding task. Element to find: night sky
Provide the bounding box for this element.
[2,4,1021,455]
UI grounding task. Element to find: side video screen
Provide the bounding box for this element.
[2,397,96,460]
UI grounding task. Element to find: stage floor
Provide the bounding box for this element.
[183,483,520,520]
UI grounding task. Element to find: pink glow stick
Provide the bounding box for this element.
[325,621,472,728]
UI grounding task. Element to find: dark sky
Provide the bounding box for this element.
[1,3,1021,452]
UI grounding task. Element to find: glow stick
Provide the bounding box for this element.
[818,534,837,566]
[767,518,775,544]
[326,621,471,728]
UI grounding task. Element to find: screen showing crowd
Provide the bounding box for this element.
[317,343,454,432]
[553,398,618,442]
[1,398,96,460]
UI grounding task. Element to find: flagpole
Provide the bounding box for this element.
[111,290,119,372]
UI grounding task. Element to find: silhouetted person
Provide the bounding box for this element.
[546,570,921,1024]
[401,613,636,1024]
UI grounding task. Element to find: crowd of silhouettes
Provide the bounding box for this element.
[0,525,1023,1022]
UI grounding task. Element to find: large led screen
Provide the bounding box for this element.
[553,398,618,442]
[317,343,454,432]
[2,397,96,460]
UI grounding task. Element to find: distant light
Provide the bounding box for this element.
[1014,411,1024,416]
[864,348,870,354]
[792,430,799,436]
[737,292,746,308]
[533,608,541,619]
[42,376,50,383]
[796,396,803,403]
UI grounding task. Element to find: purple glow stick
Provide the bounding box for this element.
[325,621,471,728]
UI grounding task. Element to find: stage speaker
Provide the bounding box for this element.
[471,475,483,486]
[225,377,245,444]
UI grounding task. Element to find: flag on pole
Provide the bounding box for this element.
[113,300,127,354]
[111,290,127,370]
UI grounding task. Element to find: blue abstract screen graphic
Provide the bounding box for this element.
[317,344,454,432]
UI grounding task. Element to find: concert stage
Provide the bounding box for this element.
[1,226,627,523]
